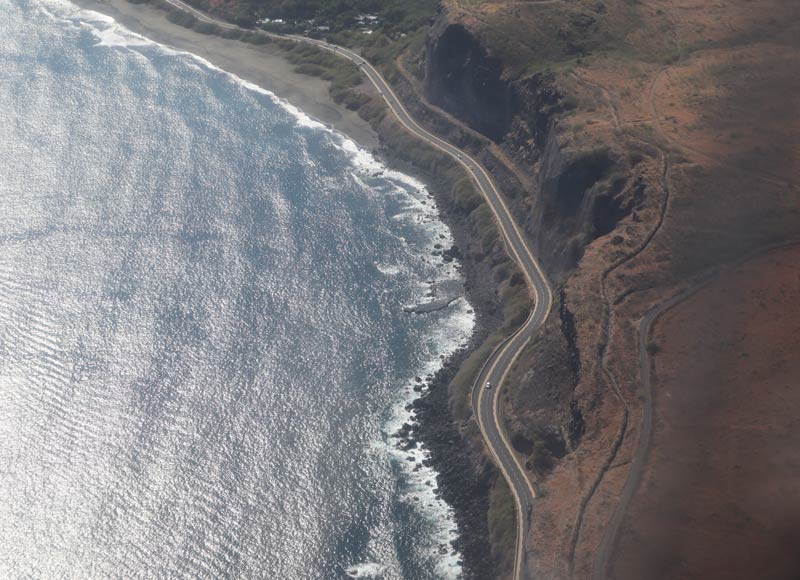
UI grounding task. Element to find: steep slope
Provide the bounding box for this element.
[120,0,800,576]
[403,0,800,578]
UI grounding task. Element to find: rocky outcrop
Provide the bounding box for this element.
[425,7,636,279]
[425,14,510,140]
[425,6,561,151]
[529,137,634,276]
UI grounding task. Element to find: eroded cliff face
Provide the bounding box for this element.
[424,7,637,279]
[531,136,643,276]
[416,1,800,579]
[425,11,508,140]
[425,6,556,155]
[421,7,646,579]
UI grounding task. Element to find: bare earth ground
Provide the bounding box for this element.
[440,0,800,577]
[552,2,800,577]
[610,244,800,580]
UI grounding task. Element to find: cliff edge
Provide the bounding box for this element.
[411,0,800,578]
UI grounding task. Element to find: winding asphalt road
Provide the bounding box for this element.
[148,2,553,577]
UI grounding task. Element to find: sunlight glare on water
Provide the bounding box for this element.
[0,1,474,578]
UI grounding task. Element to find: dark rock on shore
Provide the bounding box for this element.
[403,296,459,314]
[413,343,497,580]
[403,278,465,314]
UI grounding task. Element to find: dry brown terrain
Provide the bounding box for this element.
[610,244,800,580]
[432,0,800,578]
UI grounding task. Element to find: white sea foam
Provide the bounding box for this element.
[47,3,477,576]
[335,89,474,577]
[331,137,462,298]
[47,0,326,134]
[92,25,156,49]
[78,11,152,48]
[354,118,473,578]
[337,137,428,192]
[345,562,387,578]
[380,297,474,579]
[375,263,402,276]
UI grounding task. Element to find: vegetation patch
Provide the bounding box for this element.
[488,476,516,578]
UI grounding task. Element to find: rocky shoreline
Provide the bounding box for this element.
[409,345,497,580]
[69,0,509,575]
[390,155,508,578]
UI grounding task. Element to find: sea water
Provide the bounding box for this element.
[0,1,474,577]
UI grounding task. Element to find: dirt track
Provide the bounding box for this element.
[609,243,800,580]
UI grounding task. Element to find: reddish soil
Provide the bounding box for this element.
[610,244,800,580]
[414,1,800,577]
[521,2,800,577]
[652,44,800,185]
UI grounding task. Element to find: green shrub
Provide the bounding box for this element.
[165,10,196,28]
[488,477,516,576]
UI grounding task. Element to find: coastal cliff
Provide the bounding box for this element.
[90,0,800,577]
[414,1,800,578]
[172,0,800,577]
[423,5,640,280]
[407,5,643,578]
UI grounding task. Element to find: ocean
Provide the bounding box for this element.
[0,1,474,578]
